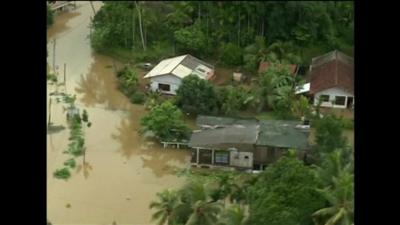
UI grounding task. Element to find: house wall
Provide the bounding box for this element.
[149,74,182,95]
[313,87,354,109]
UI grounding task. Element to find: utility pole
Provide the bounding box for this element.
[64,63,67,93]
[53,38,56,72]
[48,98,52,127]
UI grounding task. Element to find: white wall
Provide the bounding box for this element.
[149,74,182,95]
[314,87,354,109]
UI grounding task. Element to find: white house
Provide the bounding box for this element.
[297,50,354,109]
[143,54,215,95]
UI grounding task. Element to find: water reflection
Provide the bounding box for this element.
[111,111,190,177]
[75,55,130,110]
[47,124,66,134]
[76,161,93,179]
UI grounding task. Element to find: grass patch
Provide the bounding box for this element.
[255,111,279,120]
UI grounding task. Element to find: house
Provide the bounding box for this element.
[143,54,215,95]
[306,50,354,109]
[188,116,310,171]
[258,61,298,75]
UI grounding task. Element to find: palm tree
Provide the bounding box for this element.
[218,205,249,225]
[312,170,354,225]
[185,200,223,225]
[149,189,181,225]
[314,148,353,188]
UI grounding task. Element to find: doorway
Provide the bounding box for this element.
[347,97,354,109]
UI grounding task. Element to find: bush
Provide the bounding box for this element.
[53,168,71,180]
[47,5,54,28]
[341,117,354,130]
[131,92,145,104]
[63,158,76,169]
[219,43,243,66]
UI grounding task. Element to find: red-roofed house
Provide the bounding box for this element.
[309,50,354,109]
[258,61,298,75]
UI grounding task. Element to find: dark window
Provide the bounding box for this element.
[215,152,229,165]
[320,95,330,102]
[335,96,346,105]
[158,83,170,92]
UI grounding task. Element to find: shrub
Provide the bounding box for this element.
[219,43,243,66]
[131,92,145,104]
[53,168,71,180]
[63,158,76,169]
[341,117,354,130]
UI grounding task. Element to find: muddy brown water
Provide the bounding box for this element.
[47,2,190,225]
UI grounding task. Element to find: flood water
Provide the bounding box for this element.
[47,2,191,225]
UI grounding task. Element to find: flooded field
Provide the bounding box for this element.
[47,2,191,225]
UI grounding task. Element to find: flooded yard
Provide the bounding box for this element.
[47,2,191,225]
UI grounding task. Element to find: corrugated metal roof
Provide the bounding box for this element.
[144,55,187,78]
[256,120,309,149]
[144,54,214,80]
[171,64,193,78]
[295,82,310,94]
[190,116,309,150]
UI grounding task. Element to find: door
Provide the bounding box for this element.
[347,97,354,109]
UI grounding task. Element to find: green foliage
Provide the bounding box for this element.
[174,22,209,57]
[312,148,354,225]
[47,5,54,28]
[314,115,347,154]
[82,110,89,123]
[218,86,250,116]
[53,168,71,180]
[131,92,146,104]
[145,90,162,110]
[291,95,312,119]
[90,2,353,66]
[117,66,139,95]
[149,189,181,225]
[219,43,243,66]
[248,154,326,225]
[341,117,354,130]
[175,74,217,115]
[47,73,57,83]
[63,158,76,169]
[140,101,190,141]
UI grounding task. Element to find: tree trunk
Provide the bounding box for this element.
[261,20,265,37]
[135,1,146,51]
[132,7,135,51]
[238,7,241,46]
[89,1,96,16]
[198,2,201,20]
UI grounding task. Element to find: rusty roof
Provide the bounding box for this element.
[309,50,354,95]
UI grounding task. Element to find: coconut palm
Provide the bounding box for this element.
[314,148,353,188]
[218,205,249,225]
[185,200,223,225]
[149,189,181,225]
[312,170,354,225]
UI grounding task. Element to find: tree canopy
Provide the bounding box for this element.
[140,101,190,141]
[90,1,354,65]
[175,74,218,115]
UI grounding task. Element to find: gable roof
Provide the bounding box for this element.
[144,54,214,79]
[258,61,298,75]
[189,116,310,150]
[309,50,354,95]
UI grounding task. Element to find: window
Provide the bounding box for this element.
[335,96,346,105]
[319,95,330,102]
[215,152,229,164]
[158,83,170,92]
